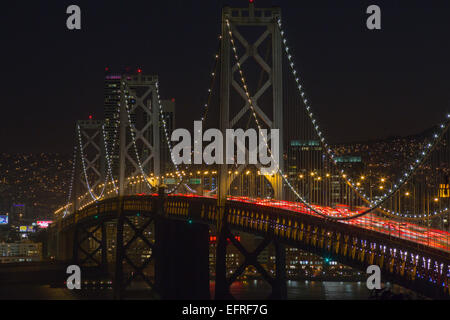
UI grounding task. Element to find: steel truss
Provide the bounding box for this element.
[75,120,106,209]
[220,226,287,299]
[119,74,160,196]
[73,222,107,269]
[114,207,156,299]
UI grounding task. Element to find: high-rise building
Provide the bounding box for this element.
[287,140,323,176]
[10,203,26,226]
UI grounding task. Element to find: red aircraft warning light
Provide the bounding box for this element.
[89,115,93,120]
[137,68,142,73]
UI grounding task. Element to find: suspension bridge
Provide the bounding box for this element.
[42,2,450,299]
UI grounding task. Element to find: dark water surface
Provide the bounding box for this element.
[0,280,419,300]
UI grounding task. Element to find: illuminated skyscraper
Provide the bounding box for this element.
[10,203,26,225]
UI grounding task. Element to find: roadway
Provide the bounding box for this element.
[225,196,450,253]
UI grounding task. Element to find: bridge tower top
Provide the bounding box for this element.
[222,2,281,25]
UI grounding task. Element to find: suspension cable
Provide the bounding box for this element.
[157,35,222,194]
[76,124,109,201]
[276,17,450,220]
[226,19,450,221]
[102,122,119,195]
[60,145,77,217]
[122,87,155,191]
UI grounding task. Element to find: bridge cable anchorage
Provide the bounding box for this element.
[227,18,450,221]
[102,122,119,196]
[276,18,450,220]
[76,124,109,202]
[156,35,222,194]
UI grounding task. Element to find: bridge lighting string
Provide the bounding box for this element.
[125,84,198,194]
[225,19,342,220]
[371,124,450,219]
[156,36,222,194]
[160,38,221,194]
[76,124,109,201]
[101,123,119,195]
[277,17,450,219]
[60,145,77,218]
[123,87,155,191]
[275,18,450,220]
[154,81,184,193]
[339,122,450,220]
[122,83,185,194]
[77,124,110,201]
[226,19,449,221]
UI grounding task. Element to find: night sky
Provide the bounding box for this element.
[1,0,449,153]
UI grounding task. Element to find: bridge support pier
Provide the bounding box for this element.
[215,227,288,300]
[155,217,210,300]
[113,199,125,300]
[59,227,75,262]
[215,225,233,300]
[270,240,287,300]
[71,227,78,265]
[71,221,108,270]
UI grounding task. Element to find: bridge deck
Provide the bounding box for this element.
[65,193,450,254]
[48,193,450,298]
[225,195,450,254]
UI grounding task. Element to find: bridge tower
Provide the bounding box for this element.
[118,73,161,196]
[218,2,284,202]
[216,2,287,300]
[74,119,106,210]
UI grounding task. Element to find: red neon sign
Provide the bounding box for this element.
[37,221,53,229]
